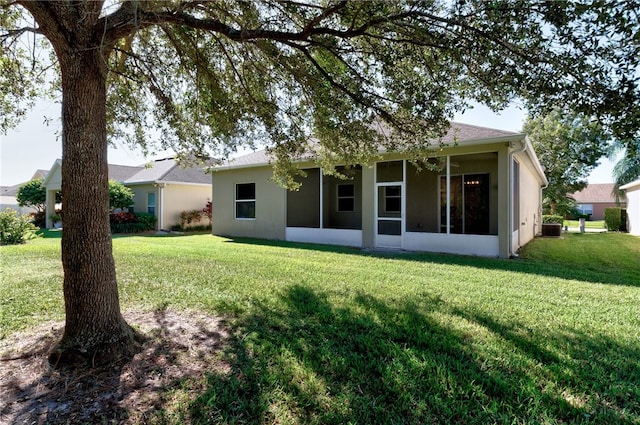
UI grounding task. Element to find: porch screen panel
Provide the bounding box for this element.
[376,161,403,182]
[324,166,362,230]
[287,168,320,228]
[440,173,490,235]
[464,174,490,235]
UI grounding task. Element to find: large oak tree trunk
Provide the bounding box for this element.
[47,47,140,368]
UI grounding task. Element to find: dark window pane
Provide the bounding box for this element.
[386,186,401,197]
[338,197,355,212]
[385,197,401,213]
[236,201,256,219]
[237,183,255,200]
[378,220,401,235]
[464,174,490,234]
[338,184,354,197]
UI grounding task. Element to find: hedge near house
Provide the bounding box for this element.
[604,208,625,231]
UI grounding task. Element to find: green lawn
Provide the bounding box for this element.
[2,232,640,424]
[563,220,606,229]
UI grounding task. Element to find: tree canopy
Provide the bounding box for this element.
[1,0,639,367]
[3,1,639,181]
[522,108,610,215]
[108,180,134,211]
[16,179,47,213]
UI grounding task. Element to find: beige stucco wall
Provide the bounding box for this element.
[212,139,545,258]
[129,183,157,219]
[212,166,287,240]
[515,154,542,248]
[160,184,211,230]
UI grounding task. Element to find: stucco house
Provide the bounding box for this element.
[42,157,213,230]
[0,169,49,214]
[212,123,548,258]
[620,179,640,236]
[570,183,626,220]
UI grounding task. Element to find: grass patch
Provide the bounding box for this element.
[2,233,639,423]
[563,219,606,229]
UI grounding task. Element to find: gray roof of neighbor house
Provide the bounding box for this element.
[572,183,623,203]
[43,156,215,189]
[0,183,23,197]
[216,122,521,170]
[123,157,213,185]
[1,169,50,196]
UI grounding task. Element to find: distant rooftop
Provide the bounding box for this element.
[572,183,620,203]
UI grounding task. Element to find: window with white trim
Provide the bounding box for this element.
[235,183,256,219]
[337,183,355,212]
[384,186,401,213]
[147,192,156,215]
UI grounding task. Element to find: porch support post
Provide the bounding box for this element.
[497,147,511,258]
[446,156,451,234]
[45,189,57,228]
[319,167,323,229]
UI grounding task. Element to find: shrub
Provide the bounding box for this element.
[110,211,136,224]
[542,214,564,224]
[0,209,40,245]
[108,180,134,211]
[109,211,156,234]
[202,200,212,220]
[604,207,623,231]
[180,209,203,230]
[134,213,157,230]
[30,211,46,228]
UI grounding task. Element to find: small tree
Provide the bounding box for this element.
[16,179,47,213]
[108,180,134,211]
[523,109,610,215]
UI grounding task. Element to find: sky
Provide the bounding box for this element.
[0,98,617,187]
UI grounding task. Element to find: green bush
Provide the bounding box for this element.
[110,222,148,234]
[604,207,623,231]
[109,212,156,234]
[0,209,41,245]
[109,180,135,211]
[134,213,157,231]
[542,214,564,224]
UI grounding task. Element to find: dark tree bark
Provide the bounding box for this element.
[46,47,140,367]
[15,1,142,367]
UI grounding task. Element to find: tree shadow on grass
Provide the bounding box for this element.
[222,236,640,288]
[191,285,639,424]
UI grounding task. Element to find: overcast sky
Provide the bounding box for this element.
[0,98,616,187]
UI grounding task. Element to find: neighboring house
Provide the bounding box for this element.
[620,179,640,236]
[0,169,49,214]
[42,157,213,230]
[570,183,626,220]
[212,123,548,258]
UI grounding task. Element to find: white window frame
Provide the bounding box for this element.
[235,183,256,220]
[147,192,156,215]
[383,185,402,214]
[336,183,355,212]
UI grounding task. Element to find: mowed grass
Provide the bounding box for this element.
[1,232,640,424]
[563,219,606,229]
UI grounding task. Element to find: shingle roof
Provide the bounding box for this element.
[0,183,23,197]
[572,183,618,203]
[216,122,520,169]
[123,157,213,185]
[108,164,144,182]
